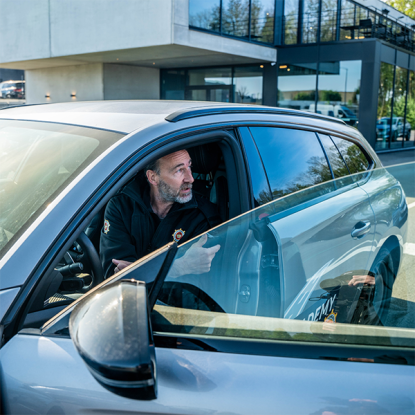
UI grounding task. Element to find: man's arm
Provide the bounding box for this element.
[100,196,138,278]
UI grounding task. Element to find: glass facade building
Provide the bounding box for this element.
[161,66,264,104]
[376,64,415,150]
[160,0,415,152]
[277,61,361,128]
[189,0,275,45]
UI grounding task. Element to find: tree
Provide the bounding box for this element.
[294,91,316,101]
[320,90,342,101]
[381,0,415,19]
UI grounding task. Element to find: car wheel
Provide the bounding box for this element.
[406,130,411,141]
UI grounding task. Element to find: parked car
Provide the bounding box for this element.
[0,80,25,99]
[309,103,359,127]
[377,116,412,141]
[0,101,412,415]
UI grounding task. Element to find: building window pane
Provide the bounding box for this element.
[188,68,232,86]
[278,63,317,110]
[161,70,186,100]
[404,71,415,147]
[284,0,299,45]
[233,66,263,104]
[316,60,361,127]
[376,62,395,151]
[189,0,221,32]
[302,0,320,44]
[391,67,408,149]
[320,0,338,42]
[339,0,355,40]
[250,0,275,44]
[222,0,250,39]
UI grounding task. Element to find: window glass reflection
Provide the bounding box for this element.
[302,0,319,43]
[391,67,408,149]
[320,0,338,42]
[233,66,263,104]
[404,71,415,147]
[189,0,221,32]
[277,63,317,110]
[250,0,275,44]
[339,0,355,40]
[250,127,332,198]
[318,134,349,178]
[316,61,361,127]
[284,0,299,45]
[330,136,369,174]
[188,68,232,86]
[376,62,395,151]
[222,0,250,38]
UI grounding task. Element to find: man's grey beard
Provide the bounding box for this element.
[158,179,193,204]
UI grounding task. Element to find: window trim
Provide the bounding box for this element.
[154,333,415,365]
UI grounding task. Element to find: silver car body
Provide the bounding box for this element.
[0,101,412,414]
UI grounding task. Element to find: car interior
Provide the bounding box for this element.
[21,139,238,330]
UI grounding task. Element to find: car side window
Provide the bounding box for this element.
[249,127,332,199]
[150,171,414,353]
[317,133,349,178]
[330,136,370,174]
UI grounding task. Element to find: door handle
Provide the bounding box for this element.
[351,221,371,239]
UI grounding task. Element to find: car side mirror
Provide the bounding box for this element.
[69,280,157,400]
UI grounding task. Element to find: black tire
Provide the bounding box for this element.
[405,130,411,141]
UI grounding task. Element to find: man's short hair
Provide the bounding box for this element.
[145,158,161,176]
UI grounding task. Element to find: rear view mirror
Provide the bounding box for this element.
[69,280,157,400]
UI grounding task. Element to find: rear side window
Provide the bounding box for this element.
[330,136,370,174]
[249,127,332,199]
[317,134,349,178]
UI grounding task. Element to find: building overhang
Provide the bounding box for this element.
[0,40,277,71]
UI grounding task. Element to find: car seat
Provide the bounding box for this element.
[188,143,229,222]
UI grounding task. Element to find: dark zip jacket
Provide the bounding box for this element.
[100,176,221,278]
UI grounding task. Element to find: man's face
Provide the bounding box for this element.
[152,150,194,204]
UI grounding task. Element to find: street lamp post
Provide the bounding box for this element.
[341,67,348,104]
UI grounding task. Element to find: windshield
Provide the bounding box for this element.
[0,120,124,256]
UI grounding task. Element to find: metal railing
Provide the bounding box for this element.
[282,0,415,52]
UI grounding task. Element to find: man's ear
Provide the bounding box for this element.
[146,169,158,186]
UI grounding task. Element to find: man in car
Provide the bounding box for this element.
[100,149,221,278]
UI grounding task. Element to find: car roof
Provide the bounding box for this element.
[0,100,345,134]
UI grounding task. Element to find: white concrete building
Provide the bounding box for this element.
[0,0,414,152]
[0,0,276,104]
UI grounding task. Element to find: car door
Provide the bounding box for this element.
[2,187,414,415]
[240,126,376,322]
[0,189,415,415]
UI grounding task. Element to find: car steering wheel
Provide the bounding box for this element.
[76,232,104,293]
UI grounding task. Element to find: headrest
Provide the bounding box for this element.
[188,143,220,174]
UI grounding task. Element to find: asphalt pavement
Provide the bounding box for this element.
[378,151,415,328]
